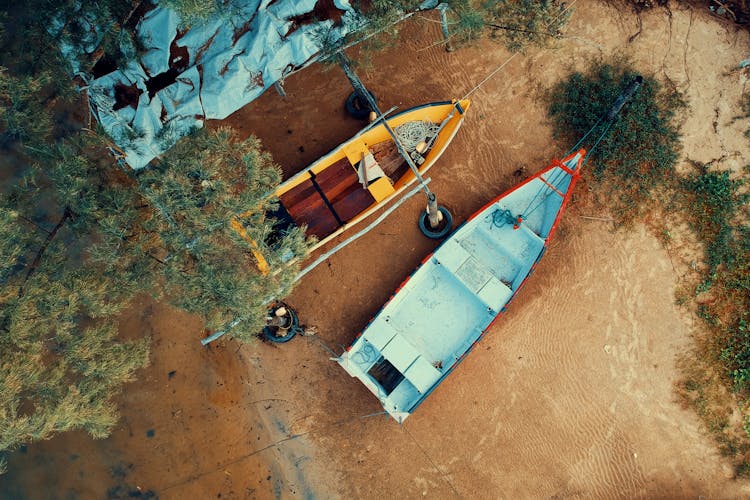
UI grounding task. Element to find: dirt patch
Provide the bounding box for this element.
[3,0,750,497]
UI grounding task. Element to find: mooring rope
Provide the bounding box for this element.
[459,0,580,100]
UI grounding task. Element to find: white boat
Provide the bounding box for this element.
[337,149,586,422]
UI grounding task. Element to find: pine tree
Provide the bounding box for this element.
[137,127,309,341]
[0,68,53,147]
[484,0,572,52]
[0,156,152,459]
[158,0,231,27]
[1,54,157,460]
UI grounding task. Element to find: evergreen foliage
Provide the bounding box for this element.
[447,3,487,45]
[423,0,571,51]
[0,141,152,459]
[0,0,136,82]
[484,0,571,52]
[0,68,54,147]
[318,1,571,61]
[1,1,308,459]
[547,61,683,220]
[159,0,232,27]
[136,127,308,341]
[1,110,304,464]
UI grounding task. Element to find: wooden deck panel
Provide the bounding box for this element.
[314,158,363,206]
[279,156,375,240]
[332,182,376,222]
[370,140,409,181]
[280,184,339,239]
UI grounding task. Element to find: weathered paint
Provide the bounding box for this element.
[337,150,585,423]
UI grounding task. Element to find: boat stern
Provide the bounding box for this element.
[337,335,432,423]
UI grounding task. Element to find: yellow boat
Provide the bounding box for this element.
[235,99,470,273]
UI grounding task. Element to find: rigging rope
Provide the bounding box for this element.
[394,120,440,152]
[566,115,604,156]
[581,120,613,167]
[521,165,569,217]
[516,114,618,221]
[459,0,580,100]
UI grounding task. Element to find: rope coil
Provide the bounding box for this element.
[488,208,517,228]
[393,120,440,152]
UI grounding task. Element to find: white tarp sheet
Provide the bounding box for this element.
[85,0,362,169]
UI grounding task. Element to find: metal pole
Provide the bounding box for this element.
[336,52,431,197]
[336,52,442,227]
[437,4,454,52]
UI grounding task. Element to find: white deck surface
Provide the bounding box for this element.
[338,152,584,422]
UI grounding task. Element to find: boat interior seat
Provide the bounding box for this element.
[343,139,372,166]
[367,177,395,202]
[379,332,442,395]
[403,354,442,394]
[358,315,442,395]
[435,238,472,274]
[380,333,420,374]
[434,238,513,311]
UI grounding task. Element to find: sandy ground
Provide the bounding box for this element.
[4,0,750,498]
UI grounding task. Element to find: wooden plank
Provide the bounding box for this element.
[279,156,375,239]
[293,179,431,282]
[312,156,375,225]
[315,158,358,200]
[332,183,375,222]
[371,140,409,180]
[279,179,338,239]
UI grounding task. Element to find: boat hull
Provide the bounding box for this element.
[337,150,586,422]
[239,99,470,273]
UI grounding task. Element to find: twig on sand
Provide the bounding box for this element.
[579,215,614,222]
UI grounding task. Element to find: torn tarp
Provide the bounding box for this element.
[83,0,363,169]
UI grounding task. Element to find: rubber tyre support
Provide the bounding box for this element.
[345,91,377,120]
[418,206,453,240]
[263,307,300,343]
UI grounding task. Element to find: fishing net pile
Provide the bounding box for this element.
[394,120,440,152]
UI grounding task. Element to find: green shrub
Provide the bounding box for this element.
[721,317,750,392]
[682,168,749,273]
[547,61,683,219]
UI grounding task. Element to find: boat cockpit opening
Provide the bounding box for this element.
[367,355,405,396]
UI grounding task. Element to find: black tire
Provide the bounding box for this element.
[345,90,377,120]
[418,206,453,240]
[263,307,300,343]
